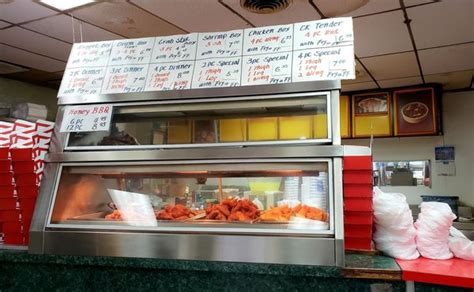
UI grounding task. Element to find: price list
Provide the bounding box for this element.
[145,61,194,91]
[108,37,154,66]
[102,65,148,94]
[192,58,241,88]
[151,34,198,62]
[60,104,113,132]
[243,24,293,55]
[59,67,106,96]
[242,52,292,86]
[196,30,243,59]
[66,41,113,68]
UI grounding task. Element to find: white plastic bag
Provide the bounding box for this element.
[449,227,474,261]
[372,187,419,260]
[415,202,456,259]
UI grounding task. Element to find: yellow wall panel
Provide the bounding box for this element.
[279,116,312,140]
[353,115,391,137]
[248,117,278,141]
[313,114,328,139]
[340,95,350,138]
[219,119,247,142]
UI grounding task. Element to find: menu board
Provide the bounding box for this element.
[59,17,354,97]
[60,104,112,132]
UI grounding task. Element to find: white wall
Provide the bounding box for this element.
[344,91,474,207]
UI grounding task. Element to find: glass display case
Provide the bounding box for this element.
[30,81,345,266]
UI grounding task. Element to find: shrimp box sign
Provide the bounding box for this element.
[58,17,355,98]
[60,104,113,132]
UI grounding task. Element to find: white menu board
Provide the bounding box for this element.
[192,58,241,88]
[196,30,243,59]
[243,24,293,55]
[59,67,106,96]
[58,17,355,97]
[102,65,148,94]
[108,38,154,66]
[66,41,113,68]
[145,61,194,91]
[242,52,292,86]
[151,34,198,62]
[60,104,112,132]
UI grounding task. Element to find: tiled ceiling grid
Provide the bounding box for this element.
[0,0,472,91]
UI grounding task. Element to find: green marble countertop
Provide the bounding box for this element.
[0,248,401,280]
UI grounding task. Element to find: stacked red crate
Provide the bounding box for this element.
[343,155,374,251]
[0,120,54,245]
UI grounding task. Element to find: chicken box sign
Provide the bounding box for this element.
[58,17,355,98]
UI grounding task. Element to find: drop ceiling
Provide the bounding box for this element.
[0,0,473,92]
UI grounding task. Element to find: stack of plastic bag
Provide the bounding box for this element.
[373,187,419,260]
[449,227,474,261]
[415,202,456,259]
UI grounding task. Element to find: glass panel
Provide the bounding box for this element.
[373,160,431,187]
[50,162,331,233]
[67,95,329,147]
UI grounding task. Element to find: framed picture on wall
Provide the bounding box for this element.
[352,92,392,138]
[394,87,437,136]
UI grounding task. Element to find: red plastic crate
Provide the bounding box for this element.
[344,211,373,225]
[344,184,373,197]
[14,173,37,186]
[17,186,38,199]
[0,185,14,197]
[343,170,373,184]
[345,198,373,212]
[0,210,21,222]
[344,224,373,238]
[3,222,22,233]
[344,156,372,170]
[0,172,13,185]
[0,160,11,173]
[12,161,35,173]
[345,237,373,250]
[10,148,33,161]
[4,232,23,245]
[0,147,9,160]
[0,198,17,210]
[18,198,37,210]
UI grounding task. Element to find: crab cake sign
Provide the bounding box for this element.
[58,17,354,97]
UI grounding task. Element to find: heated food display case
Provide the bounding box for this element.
[29,81,347,266]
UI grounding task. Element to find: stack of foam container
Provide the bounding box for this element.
[343,148,374,251]
[0,119,54,245]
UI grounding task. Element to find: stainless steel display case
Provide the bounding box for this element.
[30,81,345,266]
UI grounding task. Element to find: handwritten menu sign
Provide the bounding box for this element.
[193,57,241,88]
[108,38,154,66]
[152,34,197,62]
[292,46,354,82]
[196,30,243,59]
[58,67,106,96]
[60,104,113,132]
[146,61,194,91]
[66,41,113,68]
[102,65,148,94]
[243,24,292,55]
[58,17,355,97]
[293,19,354,50]
[242,52,292,86]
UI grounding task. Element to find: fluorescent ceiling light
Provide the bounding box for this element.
[39,0,95,11]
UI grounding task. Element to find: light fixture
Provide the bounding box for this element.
[39,0,95,11]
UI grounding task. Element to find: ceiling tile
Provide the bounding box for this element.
[72,1,185,38]
[342,81,378,92]
[0,27,71,61]
[425,70,473,90]
[0,20,11,29]
[221,0,321,27]
[361,52,419,80]
[329,0,400,17]
[0,44,66,72]
[419,43,474,75]
[343,60,373,84]
[22,14,123,43]
[0,0,57,24]
[408,0,474,49]
[353,10,412,57]
[130,0,249,32]
[378,76,423,88]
